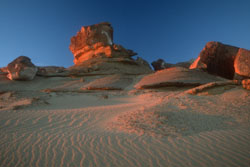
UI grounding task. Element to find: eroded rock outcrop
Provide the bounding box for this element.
[7,56,37,81]
[69,22,137,64]
[135,67,228,89]
[68,22,152,75]
[190,42,239,79]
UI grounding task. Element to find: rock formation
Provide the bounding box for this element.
[190,42,239,79]
[6,56,37,81]
[234,48,250,79]
[151,59,194,71]
[134,67,228,89]
[68,22,152,75]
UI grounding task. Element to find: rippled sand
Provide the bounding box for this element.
[0,82,250,166]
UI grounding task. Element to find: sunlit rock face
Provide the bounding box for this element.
[7,56,37,81]
[242,79,250,90]
[234,48,250,79]
[190,42,239,79]
[69,22,136,65]
[68,22,152,75]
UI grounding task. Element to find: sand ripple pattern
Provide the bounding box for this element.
[1,96,250,167]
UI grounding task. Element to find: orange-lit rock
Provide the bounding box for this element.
[70,22,113,53]
[190,41,239,79]
[234,48,250,79]
[242,79,250,90]
[69,22,137,65]
[68,22,152,75]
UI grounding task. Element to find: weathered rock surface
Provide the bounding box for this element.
[135,67,228,89]
[151,59,194,71]
[82,75,133,90]
[67,57,152,76]
[190,41,239,79]
[68,22,152,75]
[234,48,250,79]
[37,66,68,77]
[7,56,37,81]
[190,41,250,80]
[69,22,136,65]
[242,79,250,90]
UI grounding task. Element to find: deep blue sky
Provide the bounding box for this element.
[0,0,250,67]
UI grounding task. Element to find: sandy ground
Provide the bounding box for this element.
[0,75,250,167]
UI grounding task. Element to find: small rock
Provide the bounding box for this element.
[7,56,37,81]
[151,59,172,71]
[151,59,194,71]
[242,79,250,90]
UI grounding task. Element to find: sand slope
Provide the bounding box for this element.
[0,75,250,167]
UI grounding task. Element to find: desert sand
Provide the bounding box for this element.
[0,74,249,167]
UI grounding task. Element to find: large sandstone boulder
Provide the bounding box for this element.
[68,22,152,75]
[234,48,250,79]
[135,67,228,89]
[190,42,239,79]
[69,22,136,65]
[7,56,37,81]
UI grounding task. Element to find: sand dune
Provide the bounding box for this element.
[0,75,250,167]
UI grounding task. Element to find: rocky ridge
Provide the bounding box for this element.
[0,24,249,92]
